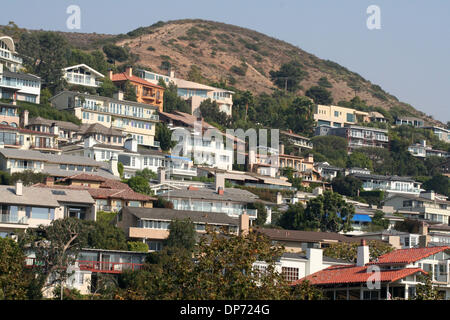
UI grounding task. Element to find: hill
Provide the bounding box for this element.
[112,19,439,126]
[0,19,441,126]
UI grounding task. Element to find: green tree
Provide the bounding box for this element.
[347,152,373,171]
[10,170,49,186]
[165,218,196,252]
[97,78,117,98]
[305,86,333,105]
[394,219,421,234]
[270,61,308,92]
[414,273,441,300]
[161,82,191,114]
[117,162,124,179]
[156,122,176,151]
[123,80,137,102]
[19,218,89,299]
[117,230,291,300]
[102,44,129,64]
[317,77,332,88]
[135,168,157,181]
[0,237,31,300]
[249,202,268,226]
[127,241,149,252]
[199,98,231,128]
[127,175,152,195]
[310,136,348,168]
[423,174,450,197]
[17,31,68,93]
[331,175,362,197]
[364,210,390,232]
[278,203,306,230]
[323,240,394,263]
[284,96,315,136]
[83,212,128,251]
[291,280,324,300]
[187,65,206,84]
[303,191,355,232]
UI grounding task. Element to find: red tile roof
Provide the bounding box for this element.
[367,246,450,265]
[294,265,425,286]
[110,72,165,89]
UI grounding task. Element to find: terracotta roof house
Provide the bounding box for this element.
[293,241,450,300]
[109,66,165,112]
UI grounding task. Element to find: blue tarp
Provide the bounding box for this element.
[351,214,372,222]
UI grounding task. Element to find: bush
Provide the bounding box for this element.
[127,241,149,252]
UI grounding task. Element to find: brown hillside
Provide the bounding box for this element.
[112,19,438,125]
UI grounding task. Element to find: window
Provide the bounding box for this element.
[147,241,162,251]
[27,207,55,220]
[281,267,299,282]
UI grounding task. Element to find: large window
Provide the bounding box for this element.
[26,207,55,220]
[0,131,17,145]
[140,220,170,230]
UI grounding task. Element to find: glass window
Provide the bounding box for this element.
[31,207,53,220]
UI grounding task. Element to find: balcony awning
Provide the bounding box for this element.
[352,214,372,222]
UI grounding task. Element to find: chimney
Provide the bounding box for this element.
[217,187,224,195]
[169,68,175,78]
[124,138,138,152]
[125,66,133,77]
[419,221,428,236]
[109,154,119,177]
[113,91,124,101]
[239,213,249,236]
[108,69,113,79]
[158,168,166,184]
[84,136,96,148]
[421,140,426,147]
[215,173,225,192]
[421,191,435,201]
[50,123,59,136]
[279,144,285,155]
[306,248,323,275]
[313,187,323,196]
[15,180,23,196]
[276,192,283,205]
[21,110,29,127]
[356,239,369,266]
[45,176,54,187]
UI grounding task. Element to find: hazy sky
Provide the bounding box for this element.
[1,0,449,122]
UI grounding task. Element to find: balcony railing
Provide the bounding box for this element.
[77,260,144,274]
[0,214,28,224]
[25,258,143,274]
[173,204,257,218]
